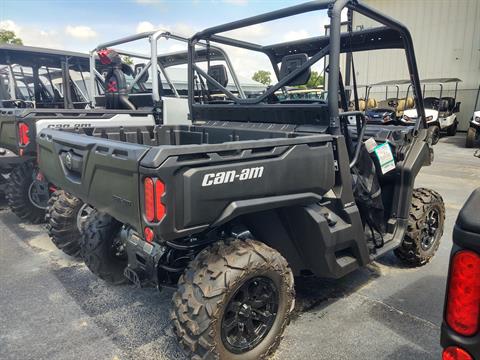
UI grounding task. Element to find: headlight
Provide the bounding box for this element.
[403,115,413,123]
[383,114,391,123]
[475,116,480,123]
[425,115,433,122]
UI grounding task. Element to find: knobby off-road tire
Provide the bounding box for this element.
[446,122,457,136]
[171,239,295,360]
[46,190,88,257]
[81,211,127,285]
[394,188,445,266]
[6,161,45,223]
[466,127,476,148]
[429,125,441,145]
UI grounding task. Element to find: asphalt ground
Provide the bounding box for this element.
[0,134,479,360]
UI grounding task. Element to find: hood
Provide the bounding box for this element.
[403,108,438,122]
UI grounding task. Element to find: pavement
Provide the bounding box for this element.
[0,134,479,360]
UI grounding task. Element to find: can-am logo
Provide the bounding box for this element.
[202,166,264,187]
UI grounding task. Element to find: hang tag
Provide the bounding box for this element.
[374,142,395,174]
[364,137,378,153]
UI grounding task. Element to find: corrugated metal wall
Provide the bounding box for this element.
[352,0,480,130]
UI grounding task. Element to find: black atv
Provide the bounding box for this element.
[38,1,445,358]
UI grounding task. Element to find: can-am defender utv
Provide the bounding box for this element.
[45,36,244,257]
[402,78,461,144]
[0,45,94,195]
[37,1,445,358]
[466,85,480,148]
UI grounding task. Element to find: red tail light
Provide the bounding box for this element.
[18,122,30,146]
[144,177,166,223]
[446,250,480,336]
[443,346,473,360]
[144,177,155,222]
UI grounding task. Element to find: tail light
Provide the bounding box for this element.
[18,122,30,146]
[143,177,166,223]
[443,346,473,360]
[446,250,480,336]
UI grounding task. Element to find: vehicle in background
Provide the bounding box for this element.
[363,79,414,125]
[466,85,480,148]
[441,186,480,360]
[38,1,444,358]
[275,87,326,101]
[402,78,461,144]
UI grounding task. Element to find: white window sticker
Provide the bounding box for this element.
[374,143,395,174]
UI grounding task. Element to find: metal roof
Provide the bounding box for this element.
[0,44,89,70]
[421,78,462,84]
[370,79,411,86]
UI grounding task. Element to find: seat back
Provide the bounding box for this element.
[367,98,377,109]
[423,97,439,109]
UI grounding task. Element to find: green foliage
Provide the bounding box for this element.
[122,56,134,65]
[0,29,23,45]
[252,70,272,86]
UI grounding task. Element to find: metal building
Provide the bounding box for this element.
[352,0,480,130]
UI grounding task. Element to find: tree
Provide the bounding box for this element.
[305,70,324,89]
[122,56,134,65]
[0,29,23,45]
[252,70,272,86]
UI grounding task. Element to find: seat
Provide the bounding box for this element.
[98,49,136,110]
[440,97,455,112]
[366,98,377,109]
[423,97,439,109]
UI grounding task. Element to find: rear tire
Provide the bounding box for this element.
[171,239,295,360]
[466,127,476,148]
[46,190,90,257]
[5,161,46,223]
[446,122,457,136]
[429,125,440,145]
[394,188,445,266]
[81,211,127,284]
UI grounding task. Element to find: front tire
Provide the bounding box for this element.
[81,211,127,284]
[429,125,441,145]
[171,239,295,360]
[466,127,476,148]
[46,190,92,257]
[394,188,445,266]
[5,161,47,223]
[446,122,457,136]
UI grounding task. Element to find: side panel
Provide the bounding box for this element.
[0,109,22,152]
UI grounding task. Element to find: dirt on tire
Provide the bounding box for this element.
[46,190,84,257]
[5,161,45,223]
[81,211,127,285]
[394,187,445,266]
[171,238,295,360]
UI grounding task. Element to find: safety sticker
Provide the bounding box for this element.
[374,142,395,174]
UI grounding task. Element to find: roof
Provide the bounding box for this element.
[370,79,411,86]
[421,78,462,84]
[0,44,89,71]
[262,27,403,63]
[158,48,226,67]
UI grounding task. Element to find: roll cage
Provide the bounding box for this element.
[187,0,426,133]
[89,31,242,108]
[0,44,92,108]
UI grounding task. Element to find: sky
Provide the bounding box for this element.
[0,0,343,79]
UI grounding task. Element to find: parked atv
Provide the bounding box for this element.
[38,1,444,358]
[466,85,480,148]
[402,78,461,144]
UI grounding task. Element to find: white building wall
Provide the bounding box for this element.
[353,0,480,130]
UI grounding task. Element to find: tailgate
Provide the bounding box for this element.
[37,129,150,228]
[0,111,20,151]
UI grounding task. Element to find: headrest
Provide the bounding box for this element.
[406,96,414,109]
[367,98,377,109]
[358,99,366,111]
[134,63,149,83]
[97,49,122,66]
[279,53,311,86]
[207,64,228,89]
